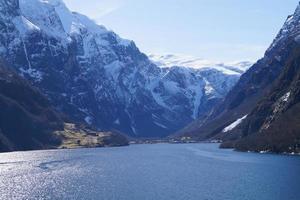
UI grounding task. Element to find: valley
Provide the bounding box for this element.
[1,1,300,200]
[0,0,300,155]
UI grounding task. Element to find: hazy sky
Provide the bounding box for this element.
[63,0,299,62]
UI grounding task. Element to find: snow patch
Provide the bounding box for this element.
[154,121,168,129]
[84,116,93,125]
[114,118,120,125]
[104,61,123,81]
[151,90,170,109]
[204,79,215,96]
[223,115,248,133]
[281,92,291,102]
[20,67,43,82]
[116,36,132,47]
[163,81,180,94]
[259,150,269,154]
[191,83,203,119]
[13,16,40,36]
[131,126,137,135]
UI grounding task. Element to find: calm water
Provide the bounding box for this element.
[0,143,300,200]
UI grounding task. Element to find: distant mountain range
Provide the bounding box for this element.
[149,54,252,74]
[178,2,300,154]
[0,0,245,138]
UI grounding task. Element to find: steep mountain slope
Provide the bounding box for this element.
[179,2,300,142]
[0,61,128,152]
[0,61,63,152]
[0,0,241,137]
[221,43,300,153]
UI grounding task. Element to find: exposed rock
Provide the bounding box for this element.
[0,0,242,137]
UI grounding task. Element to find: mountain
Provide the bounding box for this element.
[0,60,128,152]
[222,43,300,154]
[178,2,300,153]
[149,54,252,74]
[0,0,242,137]
[0,61,63,152]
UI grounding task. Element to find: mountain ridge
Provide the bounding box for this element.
[178,2,300,153]
[149,54,252,75]
[0,0,242,137]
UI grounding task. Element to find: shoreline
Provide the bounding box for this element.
[1,141,299,157]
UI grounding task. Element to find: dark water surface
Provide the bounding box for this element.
[0,143,299,200]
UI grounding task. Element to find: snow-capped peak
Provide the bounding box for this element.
[149,54,252,75]
[295,2,300,16]
[40,0,64,6]
[18,0,132,46]
[268,2,300,51]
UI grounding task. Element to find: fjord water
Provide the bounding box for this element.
[0,144,299,200]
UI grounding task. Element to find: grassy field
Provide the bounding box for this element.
[55,123,128,149]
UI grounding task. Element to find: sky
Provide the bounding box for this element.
[63,0,299,62]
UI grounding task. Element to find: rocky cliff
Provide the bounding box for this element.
[0,0,242,137]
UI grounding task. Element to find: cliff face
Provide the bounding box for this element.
[0,0,242,138]
[0,62,129,152]
[0,62,64,152]
[223,44,300,153]
[178,3,300,146]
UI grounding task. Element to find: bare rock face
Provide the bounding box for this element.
[225,44,300,153]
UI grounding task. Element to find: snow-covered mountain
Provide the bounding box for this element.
[0,0,244,137]
[149,54,252,75]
